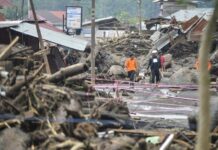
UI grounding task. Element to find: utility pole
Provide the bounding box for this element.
[137,0,142,34]
[29,0,44,49]
[159,0,164,17]
[28,0,30,19]
[21,0,24,20]
[29,0,51,74]
[91,0,96,85]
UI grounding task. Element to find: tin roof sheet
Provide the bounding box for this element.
[11,22,88,51]
[165,8,213,21]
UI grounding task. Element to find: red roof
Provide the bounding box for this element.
[28,10,65,25]
[182,16,199,32]
[50,11,65,20]
[191,19,207,33]
[0,13,5,21]
[189,19,208,41]
[0,0,13,7]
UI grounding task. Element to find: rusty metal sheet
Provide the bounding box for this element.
[181,16,199,33]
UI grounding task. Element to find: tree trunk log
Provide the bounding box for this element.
[6,64,44,97]
[46,63,88,83]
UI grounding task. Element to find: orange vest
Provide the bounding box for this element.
[125,58,137,71]
[194,59,211,71]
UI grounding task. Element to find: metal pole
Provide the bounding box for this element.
[28,0,30,19]
[159,0,163,17]
[21,0,24,20]
[137,0,142,34]
[91,0,95,85]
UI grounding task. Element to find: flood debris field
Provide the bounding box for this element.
[0,16,218,150]
[95,81,204,128]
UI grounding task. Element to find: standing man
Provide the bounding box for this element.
[125,53,138,83]
[159,52,165,72]
[147,50,161,84]
[194,56,212,71]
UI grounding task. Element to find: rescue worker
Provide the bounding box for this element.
[125,53,138,83]
[147,50,161,83]
[194,56,212,71]
[159,52,165,72]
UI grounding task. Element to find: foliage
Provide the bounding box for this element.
[1,6,17,20]
[2,0,159,21]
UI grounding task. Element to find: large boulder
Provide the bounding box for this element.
[107,65,127,77]
[170,67,198,84]
[95,51,127,73]
[0,128,29,150]
[188,98,218,131]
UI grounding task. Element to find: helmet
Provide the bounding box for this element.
[151,50,158,54]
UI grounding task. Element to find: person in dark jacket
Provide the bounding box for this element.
[147,50,161,83]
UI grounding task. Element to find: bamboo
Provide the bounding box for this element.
[0,36,19,61]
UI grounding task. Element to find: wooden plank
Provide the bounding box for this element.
[0,36,19,61]
[112,129,168,137]
[173,139,193,149]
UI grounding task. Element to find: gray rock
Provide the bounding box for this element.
[107,65,127,76]
[170,67,198,84]
[0,128,29,150]
[188,98,218,131]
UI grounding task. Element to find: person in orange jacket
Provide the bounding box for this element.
[125,53,138,82]
[194,57,212,71]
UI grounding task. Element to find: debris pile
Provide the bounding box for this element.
[168,39,198,59]
[96,32,152,73]
[2,36,218,150]
[0,13,218,149]
[0,39,135,149]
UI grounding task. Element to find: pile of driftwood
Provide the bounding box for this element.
[98,32,152,56]
[94,32,152,73]
[168,39,198,59]
[2,36,218,150]
[0,38,137,150]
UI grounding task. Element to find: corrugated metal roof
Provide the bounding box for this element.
[0,20,22,28]
[83,16,117,26]
[154,30,179,50]
[181,16,199,32]
[11,23,88,51]
[165,8,213,21]
[192,18,207,33]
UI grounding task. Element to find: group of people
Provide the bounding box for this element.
[124,50,165,84]
[125,50,213,85]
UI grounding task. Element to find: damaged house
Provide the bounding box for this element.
[145,8,217,55]
[153,0,198,17]
[0,21,88,74]
[82,16,126,40]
